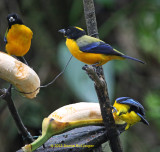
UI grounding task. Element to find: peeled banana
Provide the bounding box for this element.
[0,52,40,98]
[22,102,109,152]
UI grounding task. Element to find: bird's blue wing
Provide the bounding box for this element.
[137,113,149,125]
[80,42,100,51]
[116,97,145,112]
[79,41,122,56]
[4,36,7,44]
[4,29,8,44]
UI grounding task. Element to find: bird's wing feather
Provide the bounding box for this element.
[4,29,8,44]
[4,37,7,44]
[79,41,123,56]
[116,97,145,113]
[77,36,144,64]
[137,113,149,125]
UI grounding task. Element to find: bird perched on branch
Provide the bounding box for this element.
[59,26,144,66]
[112,97,149,130]
[4,13,33,64]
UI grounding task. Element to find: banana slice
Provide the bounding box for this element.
[0,52,40,98]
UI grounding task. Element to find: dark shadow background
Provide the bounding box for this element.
[0,0,159,152]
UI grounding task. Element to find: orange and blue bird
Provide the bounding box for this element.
[112,97,149,130]
[4,13,33,64]
[59,27,144,66]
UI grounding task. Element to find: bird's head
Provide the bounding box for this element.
[59,26,86,40]
[7,13,23,28]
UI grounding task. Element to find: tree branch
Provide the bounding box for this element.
[82,0,123,152]
[0,84,34,143]
[17,125,126,152]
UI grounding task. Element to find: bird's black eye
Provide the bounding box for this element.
[67,29,71,33]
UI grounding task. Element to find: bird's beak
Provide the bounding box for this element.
[58,29,66,35]
[112,106,117,113]
[9,17,15,22]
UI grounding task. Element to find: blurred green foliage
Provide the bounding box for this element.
[0,0,159,152]
[96,0,116,7]
[136,7,160,62]
[145,92,160,129]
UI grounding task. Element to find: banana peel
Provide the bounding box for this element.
[0,52,40,98]
[22,102,114,152]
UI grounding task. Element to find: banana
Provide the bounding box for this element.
[22,102,110,152]
[0,52,40,98]
[48,102,102,121]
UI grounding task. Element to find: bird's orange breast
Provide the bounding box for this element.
[66,39,122,65]
[6,24,33,56]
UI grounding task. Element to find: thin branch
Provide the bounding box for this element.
[82,0,123,152]
[0,84,34,143]
[82,65,104,87]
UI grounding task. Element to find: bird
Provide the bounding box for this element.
[4,13,33,64]
[59,26,145,66]
[112,97,149,130]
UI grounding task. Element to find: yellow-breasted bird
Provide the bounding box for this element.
[4,13,33,63]
[59,26,144,65]
[112,97,149,130]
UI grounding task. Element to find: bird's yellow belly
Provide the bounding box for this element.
[66,39,121,65]
[112,113,126,125]
[6,24,33,56]
[119,111,141,125]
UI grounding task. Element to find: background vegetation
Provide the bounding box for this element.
[0,0,159,151]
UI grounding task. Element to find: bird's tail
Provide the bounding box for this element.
[122,55,145,64]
